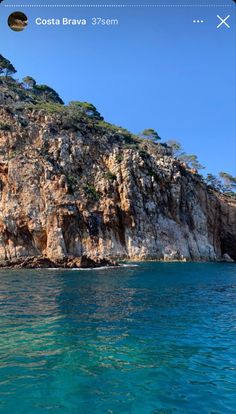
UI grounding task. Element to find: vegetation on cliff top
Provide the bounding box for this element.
[0,54,235,197]
[167,139,236,195]
[0,55,16,77]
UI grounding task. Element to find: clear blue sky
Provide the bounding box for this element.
[0,0,235,176]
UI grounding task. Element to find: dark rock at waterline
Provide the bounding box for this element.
[0,255,118,269]
[222,253,235,263]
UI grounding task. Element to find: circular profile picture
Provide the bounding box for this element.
[8,12,28,32]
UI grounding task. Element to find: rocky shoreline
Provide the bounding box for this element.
[0,255,119,269]
[0,253,234,270]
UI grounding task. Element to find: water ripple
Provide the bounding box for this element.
[0,263,235,413]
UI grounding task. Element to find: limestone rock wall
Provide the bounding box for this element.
[0,105,235,262]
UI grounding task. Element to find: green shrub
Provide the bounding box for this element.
[67,175,77,187]
[34,102,64,114]
[97,121,139,144]
[139,149,148,158]
[84,184,100,201]
[61,108,85,130]
[122,134,136,145]
[104,171,117,181]
[124,143,138,150]
[115,154,124,163]
[97,120,114,130]
[0,122,11,131]
[35,84,64,105]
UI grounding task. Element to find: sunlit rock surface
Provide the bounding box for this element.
[0,78,235,265]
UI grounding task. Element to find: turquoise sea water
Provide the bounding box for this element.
[0,263,236,414]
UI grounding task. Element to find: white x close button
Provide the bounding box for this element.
[217,15,230,29]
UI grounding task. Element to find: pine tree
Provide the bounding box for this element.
[23,76,36,89]
[140,129,161,142]
[0,55,17,77]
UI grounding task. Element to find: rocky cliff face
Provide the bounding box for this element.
[0,78,235,264]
